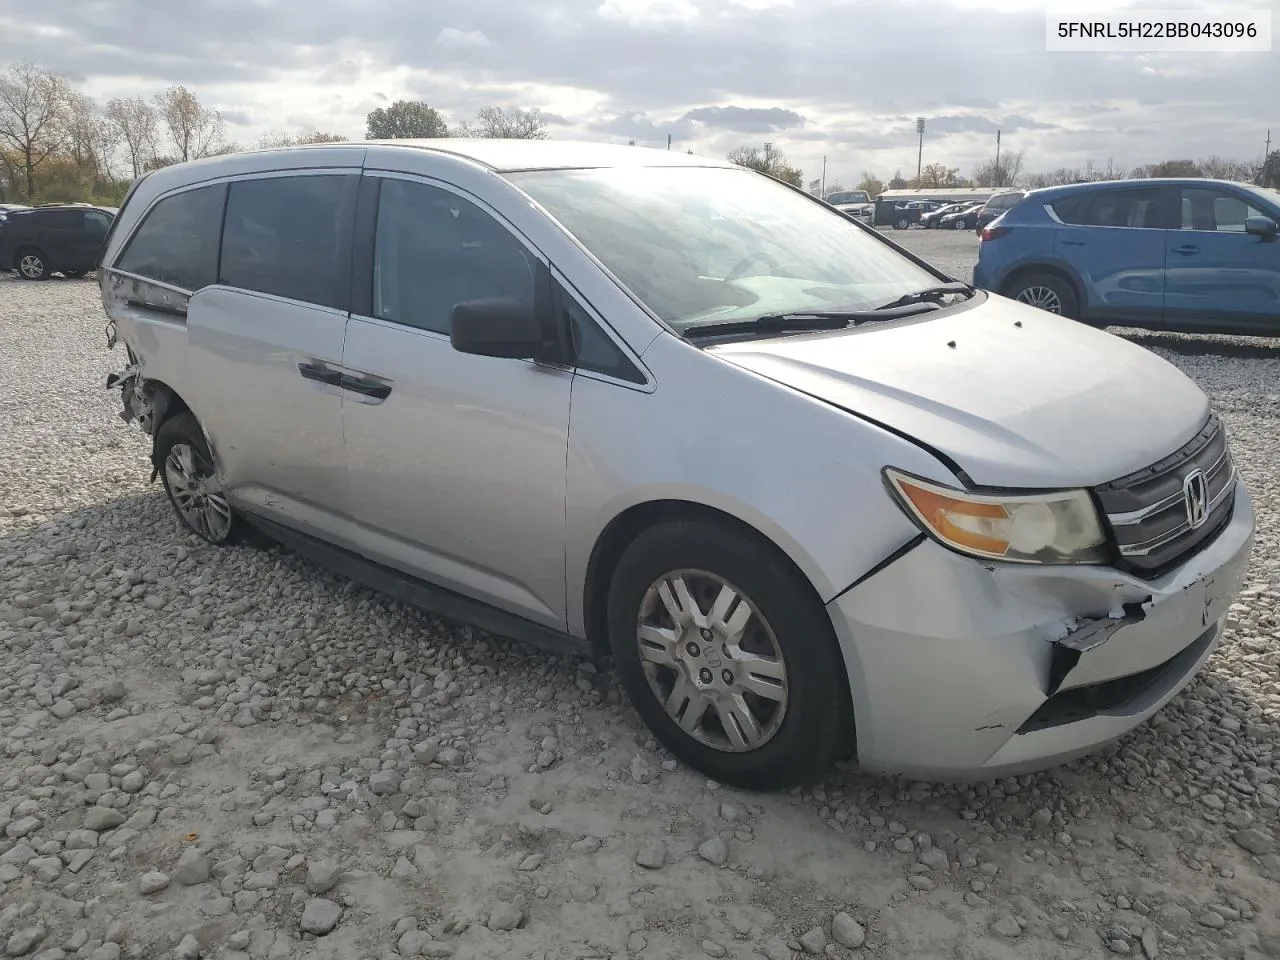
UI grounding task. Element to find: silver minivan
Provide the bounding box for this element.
[99,140,1254,790]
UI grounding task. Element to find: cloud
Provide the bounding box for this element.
[0,0,1271,189]
[681,105,805,133]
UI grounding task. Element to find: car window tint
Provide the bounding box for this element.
[1180,187,1266,232]
[1071,188,1162,228]
[561,290,644,383]
[220,175,354,309]
[371,178,537,334]
[115,184,225,291]
[84,210,112,238]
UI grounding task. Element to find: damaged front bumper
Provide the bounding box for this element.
[826,478,1255,781]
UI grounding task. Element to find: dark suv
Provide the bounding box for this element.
[0,203,115,280]
[973,191,1026,235]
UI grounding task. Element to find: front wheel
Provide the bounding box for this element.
[954,218,968,229]
[893,217,910,230]
[16,248,49,280]
[1005,272,1080,319]
[155,412,243,545]
[606,519,850,791]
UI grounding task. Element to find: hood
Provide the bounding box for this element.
[708,294,1210,488]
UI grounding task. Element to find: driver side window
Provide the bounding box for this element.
[372,178,538,335]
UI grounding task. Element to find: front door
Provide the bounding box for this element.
[1164,184,1280,333]
[340,174,572,629]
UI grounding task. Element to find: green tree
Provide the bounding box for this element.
[366,100,449,139]
[887,170,909,190]
[1259,150,1280,188]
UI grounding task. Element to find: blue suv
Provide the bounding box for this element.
[973,179,1280,335]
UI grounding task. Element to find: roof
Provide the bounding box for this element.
[364,138,735,172]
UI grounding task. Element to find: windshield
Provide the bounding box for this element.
[509,166,941,332]
[825,191,869,205]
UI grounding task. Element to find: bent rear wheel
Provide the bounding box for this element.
[607,518,850,791]
[155,412,243,546]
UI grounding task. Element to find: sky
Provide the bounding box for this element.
[0,0,1275,190]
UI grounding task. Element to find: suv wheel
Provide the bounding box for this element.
[1006,273,1080,319]
[16,248,49,280]
[606,518,849,791]
[894,217,910,230]
[155,412,243,545]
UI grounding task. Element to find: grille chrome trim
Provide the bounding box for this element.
[1117,461,1236,557]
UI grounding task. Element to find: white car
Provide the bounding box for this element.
[824,190,875,223]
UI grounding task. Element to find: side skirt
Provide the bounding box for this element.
[243,512,592,658]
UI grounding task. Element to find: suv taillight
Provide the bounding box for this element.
[980,225,1009,242]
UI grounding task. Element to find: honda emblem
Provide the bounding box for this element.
[1183,469,1209,529]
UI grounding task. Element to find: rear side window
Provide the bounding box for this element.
[1053,187,1163,229]
[219,174,356,310]
[115,184,225,291]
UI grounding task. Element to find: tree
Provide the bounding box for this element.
[972,149,1024,188]
[457,106,547,139]
[856,172,884,198]
[366,100,448,139]
[154,85,225,162]
[887,170,909,190]
[1133,159,1202,178]
[0,61,72,199]
[64,91,116,182]
[105,96,157,178]
[258,131,347,148]
[1259,151,1280,188]
[1199,155,1256,181]
[808,177,844,196]
[911,163,960,188]
[726,144,803,187]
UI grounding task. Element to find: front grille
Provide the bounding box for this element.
[1094,414,1236,578]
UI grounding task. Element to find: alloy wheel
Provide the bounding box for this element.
[18,254,45,279]
[164,442,234,542]
[1016,285,1064,313]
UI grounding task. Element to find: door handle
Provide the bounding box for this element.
[1171,245,1200,255]
[297,360,344,386]
[339,374,392,401]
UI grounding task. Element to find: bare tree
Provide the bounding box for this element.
[1199,155,1256,181]
[972,149,1024,188]
[911,163,961,188]
[457,106,547,139]
[105,96,158,178]
[856,172,884,198]
[154,85,225,163]
[0,61,73,198]
[726,144,804,187]
[258,130,347,148]
[63,91,118,181]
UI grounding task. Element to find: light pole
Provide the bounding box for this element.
[916,117,925,184]
[994,129,1001,187]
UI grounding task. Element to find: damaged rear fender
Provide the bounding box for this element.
[105,362,191,481]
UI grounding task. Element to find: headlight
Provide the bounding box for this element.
[884,468,1108,564]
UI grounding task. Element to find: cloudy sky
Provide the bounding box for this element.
[1,0,1274,189]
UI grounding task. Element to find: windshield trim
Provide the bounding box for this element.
[505,165,960,343]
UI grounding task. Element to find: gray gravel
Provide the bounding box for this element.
[1,266,1279,959]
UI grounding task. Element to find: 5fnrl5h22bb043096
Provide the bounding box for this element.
[97,139,1253,790]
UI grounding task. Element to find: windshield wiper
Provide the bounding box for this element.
[683,303,941,340]
[875,281,974,311]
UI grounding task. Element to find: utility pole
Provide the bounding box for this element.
[667,134,672,151]
[1267,129,1273,157]
[994,129,1001,187]
[916,117,925,184]
[821,155,827,197]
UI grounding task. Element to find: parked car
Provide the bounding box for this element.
[973,178,1280,335]
[974,191,1027,234]
[937,202,984,231]
[824,189,875,224]
[890,201,942,229]
[100,141,1252,789]
[919,203,968,229]
[0,203,115,279]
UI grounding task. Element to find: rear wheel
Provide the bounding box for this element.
[953,218,968,229]
[894,217,910,230]
[155,412,243,545]
[1005,272,1080,319]
[606,518,850,791]
[16,248,49,280]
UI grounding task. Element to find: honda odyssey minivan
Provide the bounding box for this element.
[99,140,1254,790]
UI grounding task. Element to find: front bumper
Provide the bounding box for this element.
[826,478,1255,780]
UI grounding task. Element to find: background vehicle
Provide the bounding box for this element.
[824,189,875,223]
[974,190,1027,234]
[937,202,984,230]
[0,203,115,279]
[100,142,1252,791]
[890,200,942,229]
[973,178,1280,335]
[919,203,967,229]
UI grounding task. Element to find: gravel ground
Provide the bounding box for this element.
[1,256,1280,960]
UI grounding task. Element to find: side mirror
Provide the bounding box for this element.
[1245,216,1278,241]
[450,298,555,361]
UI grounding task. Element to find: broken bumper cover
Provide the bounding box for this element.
[826,477,1255,781]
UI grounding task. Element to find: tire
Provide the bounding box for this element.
[606,518,850,791]
[16,248,49,280]
[154,412,243,546]
[953,218,968,229]
[894,217,909,230]
[1004,272,1080,320]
